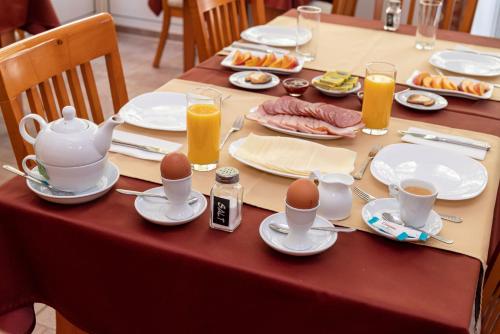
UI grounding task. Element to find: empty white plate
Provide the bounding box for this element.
[259,212,337,256]
[429,50,500,77]
[229,71,280,90]
[370,143,488,200]
[395,89,448,111]
[240,25,312,47]
[119,92,187,131]
[26,162,119,204]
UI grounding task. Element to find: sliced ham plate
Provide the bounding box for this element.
[247,96,364,139]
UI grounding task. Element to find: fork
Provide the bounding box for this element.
[352,186,463,223]
[220,115,244,149]
[352,145,381,180]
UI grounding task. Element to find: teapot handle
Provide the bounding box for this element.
[19,114,48,145]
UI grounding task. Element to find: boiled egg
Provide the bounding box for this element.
[160,152,191,180]
[286,179,319,209]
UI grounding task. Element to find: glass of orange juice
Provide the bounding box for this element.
[187,88,222,171]
[361,62,397,135]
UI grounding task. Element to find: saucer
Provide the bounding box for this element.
[395,89,448,111]
[361,198,443,242]
[259,212,337,256]
[134,187,207,226]
[26,162,119,204]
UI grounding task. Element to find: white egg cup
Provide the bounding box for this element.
[283,202,319,251]
[162,174,194,221]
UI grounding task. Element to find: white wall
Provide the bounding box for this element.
[50,0,95,23]
[471,0,500,37]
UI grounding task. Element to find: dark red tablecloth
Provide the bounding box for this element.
[0,10,499,334]
[0,0,59,34]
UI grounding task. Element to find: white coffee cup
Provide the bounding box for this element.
[389,178,438,228]
[162,174,194,220]
[283,202,319,251]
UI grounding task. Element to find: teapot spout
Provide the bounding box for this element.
[94,114,124,156]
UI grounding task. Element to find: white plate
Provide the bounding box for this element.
[229,137,303,179]
[119,92,187,131]
[229,71,280,90]
[406,70,493,100]
[247,107,341,140]
[370,143,488,200]
[395,89,448,111]
[26,162,119,204]
[429,50,500,77]
[259,212,337,256]
[221,49,304,75]
[134,187,207,226]
[361,198,442,242]
[240,25,312,47]
[311,76,362,97]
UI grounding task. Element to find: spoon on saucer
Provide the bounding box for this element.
[116,188,199,204]
[2,165,74,195]
[269,223,356,234]
[382,212,453,244]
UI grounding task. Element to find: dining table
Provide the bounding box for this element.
[0,9,499,334]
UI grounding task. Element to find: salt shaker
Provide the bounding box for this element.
[209,167,243,232]
[384,0,402,32]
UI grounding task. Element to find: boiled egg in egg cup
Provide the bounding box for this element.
[160,152,194,220]
[284,179,320,251]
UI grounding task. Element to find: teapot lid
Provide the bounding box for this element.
[51,106,88,133]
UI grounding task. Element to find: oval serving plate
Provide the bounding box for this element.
[221,49,304,75]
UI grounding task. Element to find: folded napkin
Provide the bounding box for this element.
[368,216,428,241]
[222,42,290,55]
[234,133,356,176]
[401,127,489,160]
[110,130,182,161]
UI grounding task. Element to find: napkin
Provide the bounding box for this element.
[401,127,490,160]
[222,42,290,55]
[110,130,182,161]
[368,216,428,241]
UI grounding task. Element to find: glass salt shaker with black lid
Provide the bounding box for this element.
[384,0,402,32]
[209,167,243,232]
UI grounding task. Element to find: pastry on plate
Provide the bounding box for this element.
[407,94,436,106]
[245,72,272,84]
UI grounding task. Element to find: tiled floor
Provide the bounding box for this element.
[0,32,184,332]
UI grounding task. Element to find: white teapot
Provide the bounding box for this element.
[19,106,123,192]
[309,171,354,221]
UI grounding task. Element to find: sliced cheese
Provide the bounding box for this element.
[234,133,356,176]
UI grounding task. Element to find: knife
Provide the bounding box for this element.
[398,130,491,151]
[228,42,290,55]
[112,139,171,155]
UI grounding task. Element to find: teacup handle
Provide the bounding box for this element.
[389,184,400,199]
[22,155,47,182]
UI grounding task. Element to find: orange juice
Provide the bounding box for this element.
[362,74,395,132]
[187,104,221,168]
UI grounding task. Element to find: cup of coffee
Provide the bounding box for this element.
[389,178,438,228]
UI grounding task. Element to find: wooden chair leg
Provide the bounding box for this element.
[0,30,16,48]
[56,311,88,334]
[183,9,196,71]
[153,5,172,68]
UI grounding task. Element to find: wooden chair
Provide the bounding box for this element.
[152,0,184,68]
[0,13,128,168]
[332,0,478,32]
[187,0,266,63]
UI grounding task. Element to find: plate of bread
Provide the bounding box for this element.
[395,89,448,111]
[406,70,493,100]
[229,71,280,90]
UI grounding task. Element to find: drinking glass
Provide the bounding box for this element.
[361,62,396,136]
[296,6,321,62]
[186,87,222,171]
[415,0,442,50]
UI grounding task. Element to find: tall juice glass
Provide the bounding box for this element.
[187,88,221,171]
[361,62,396,136]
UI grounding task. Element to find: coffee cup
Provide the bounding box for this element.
[283,202,319,251]
[22,154,107,192]
[162,174,194,220]
[389,178,438,228]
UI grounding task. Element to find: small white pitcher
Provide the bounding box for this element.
[309,171,354,221]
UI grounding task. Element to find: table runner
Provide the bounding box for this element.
[110,78,500,265]
[260,16,500,101]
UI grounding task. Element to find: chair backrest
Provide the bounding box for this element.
[333,0,478,32]
[187,0,266,61]
[0,13,128,168]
